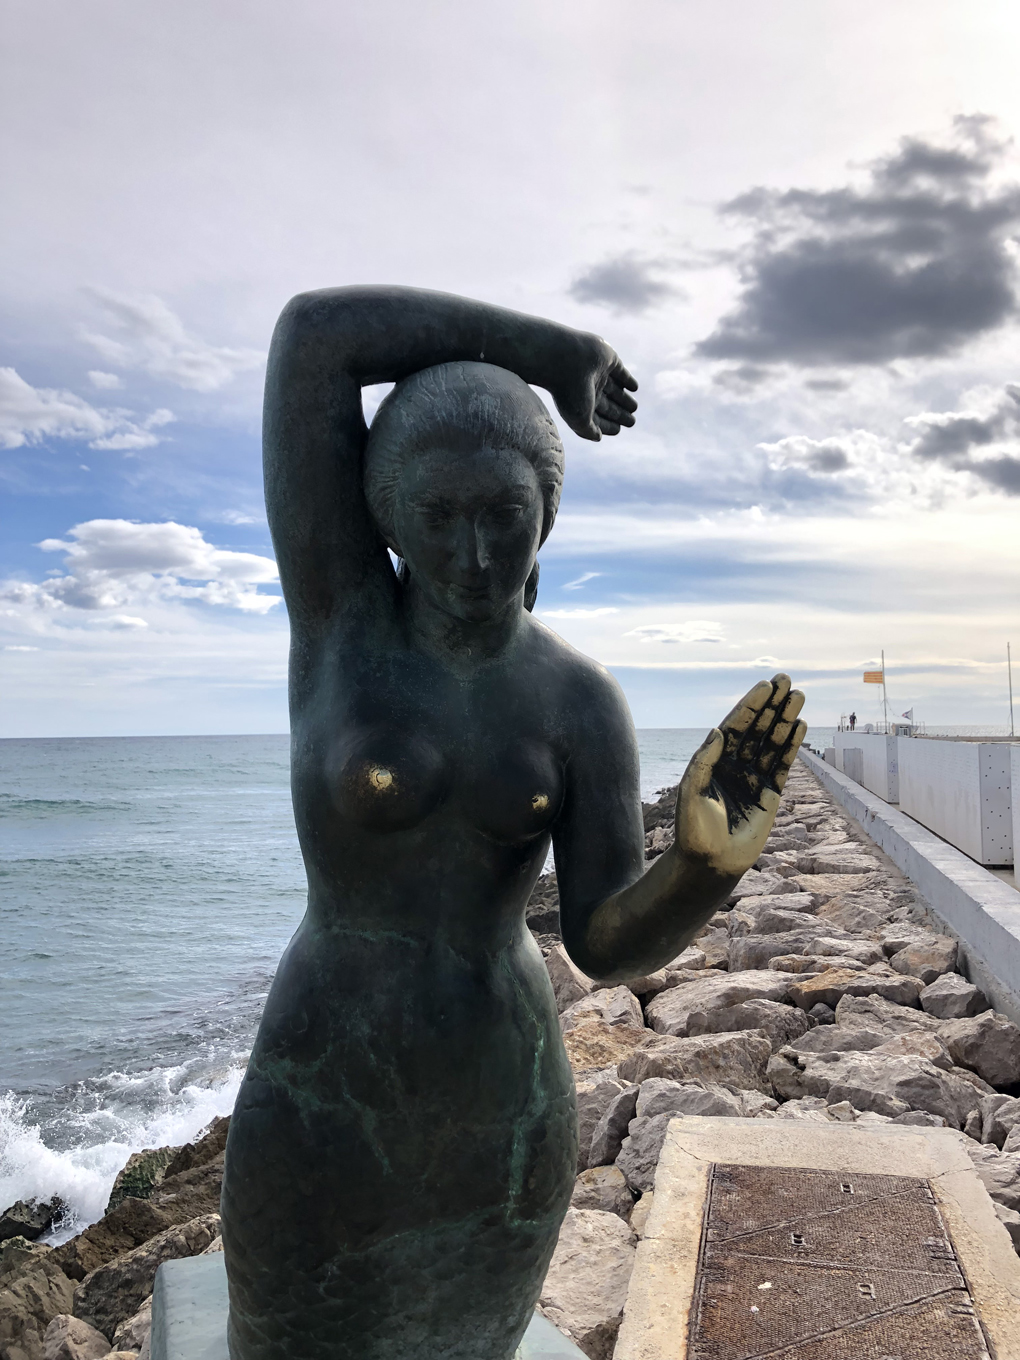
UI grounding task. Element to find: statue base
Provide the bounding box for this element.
[151,1254,587,1360]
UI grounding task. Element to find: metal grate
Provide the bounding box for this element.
[687,1163,991,1359]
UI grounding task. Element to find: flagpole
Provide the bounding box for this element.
[1010,642,1015,739]
[882,649,888,733]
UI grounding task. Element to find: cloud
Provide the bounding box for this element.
[695,116,1020,366]
[0,367,173,451]
[541,607,618,618]
[563,571,601,590]
[88,370,123,389]
[904,383,1020,492]
[4,644,39,651]
[1,519,280,616]
[82,290,265,392]
[568,254,681,314]
[625,621,725,644]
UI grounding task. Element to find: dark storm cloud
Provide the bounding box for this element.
[907,382,1020,492]
[695,117,1020,366]
[568,255,680,314]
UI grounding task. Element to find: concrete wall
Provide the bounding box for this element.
[833,731,898,802]
[801,749,1020,1023]
[1013,747,1020,874]
[897,739,1013,867]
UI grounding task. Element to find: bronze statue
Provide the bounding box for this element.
[219,287,806,1360]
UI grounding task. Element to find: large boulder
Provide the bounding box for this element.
[634,1077,743,1121]
[106,1148,180,1215]
[644,970,792,1037]
[767,1049,984,1127]
[686,999,812,1052]
[560,987,643,1034]
[965,1144,1020,1213]
[570,1168,634,1221]
[562,1020,649,1076]
[160,1117,229,1180]
[50,1199,172,1285]
[787,970,924,1011]
[589,1088,640,1168]
[920,973,987,1020]
[728,932,821,971]
[0,1200,66,1246]
[616,1114,674,1192]
[575,1078,627,1172]
[889,937,958,986]
[0,1255,75,1360]
[618,1031,772,1093]
[72,1213,220,1340]
[807,937,884,967]
[789,873,876,901]
[545,946,594,1012]
[940,1011,1020,1088]
[539,1209,636,1360]
[834,993,941,1034]
[111,1295,151,1355]
[41,1315,109,1360]
[815,894,888,934]
[728,869,786,901]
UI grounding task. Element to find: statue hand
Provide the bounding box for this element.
[674,674,806,880]
[552,334,638,441]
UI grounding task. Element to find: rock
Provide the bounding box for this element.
[738,893,819,918]
[570,1168,633,1221]
[575,1079,626,1172]
[980,1095,1020,1147]
[808,1003,835,1024]
[788,1027,885,1055]
[726,911,756,939]
[889,937,958,986]
[50,1200,173,1285]
[634,1077,743,1121]
[694,929,730,970]
[0,1257,75,1360]
[728,869,785,901]
[545,945,594,1012]
[539,1209,636,1360]
[965,1144,1020,1212]
[562,1021,649,1075]
[618,1031,772,1093]
[871,1032,953,1070]
[815,895,887,934]
[526,873,561,935]
[42,1315,110,1360]
[161,1119,229,1181]
[644,970,792,1037]
[767,1049,983,1127]
[686,999,812,1052]
[994,1202,1020,1252]
[628,1192,654,1238]
[773,1097,834,1124]
[834,993,940,1034]
[560,987,643,1034]
[111,1296,150,1356]
[616,1114,674,1192]
[804,851,882,875]
[623,970,669,999]
[767,955,829,974]
[920,973,988,1020]
[670,946,707,970]
[72,1213,220,1340]
[787,971,924,1011]
[1,1238,53,1285]
[808,937,884,967]
[0,1199,66,1246]
[880,925,934,956]
[106,1149,179,1215]
[589,1088,640,1168]
[754,909,822,936]
[789,874,876,902]
[729,932,821,971]
[891,1110,947,1127]
[940,1012,1020,1088]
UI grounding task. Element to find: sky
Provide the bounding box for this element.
[2,0,1020,737]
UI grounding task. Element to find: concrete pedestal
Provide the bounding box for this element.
[150,1253,586,1360]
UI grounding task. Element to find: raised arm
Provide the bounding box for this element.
[263,286,637,627]
[557,674,806,982]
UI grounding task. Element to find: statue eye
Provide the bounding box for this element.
[491,504,525,524]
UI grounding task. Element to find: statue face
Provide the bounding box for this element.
[392,446,544,623]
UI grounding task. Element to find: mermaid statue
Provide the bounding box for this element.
[219,287,806,1360]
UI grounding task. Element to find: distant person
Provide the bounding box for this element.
[849,712,857,731]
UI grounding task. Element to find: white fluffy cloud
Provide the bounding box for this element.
[0,367,173,451]
[625,621,726,644]
[82,291,265,392]
[541,607,618,618]
[2,519,280,616]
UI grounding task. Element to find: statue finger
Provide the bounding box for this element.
[611,359,639,392]
[596,395,636,426]
[604,379,638,413]
[771,720,807,792]
[593,413,621,436]
[719,680,773,754]
[681,728,724,798]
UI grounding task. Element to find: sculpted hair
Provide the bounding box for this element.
[363,362,565,592]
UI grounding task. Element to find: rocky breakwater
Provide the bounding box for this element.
[0,1117,227,1360]
[528,758,1020,1360]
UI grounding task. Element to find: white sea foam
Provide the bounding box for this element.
[0,1063,243,1244]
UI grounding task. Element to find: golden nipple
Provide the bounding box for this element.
[368,766,394,791]
[531,792,549,812]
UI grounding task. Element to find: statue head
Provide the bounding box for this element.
[364,362,564,623]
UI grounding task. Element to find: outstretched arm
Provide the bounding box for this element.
[557,674,806,982]
[263,287,637,627]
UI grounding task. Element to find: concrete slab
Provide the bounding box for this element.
[150,1252,587,1360]
[615,1116,1020,1360]
[801,748,1020,1023]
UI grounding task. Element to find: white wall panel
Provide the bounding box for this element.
[833,732,898,802]
[897,739,1014,867]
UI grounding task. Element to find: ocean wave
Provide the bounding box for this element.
[0,795,133,815]
[0,1062,243,1245]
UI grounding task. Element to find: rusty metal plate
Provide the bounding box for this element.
[686,1163,990,1359]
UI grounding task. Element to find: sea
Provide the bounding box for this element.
[0,726,834,1242]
